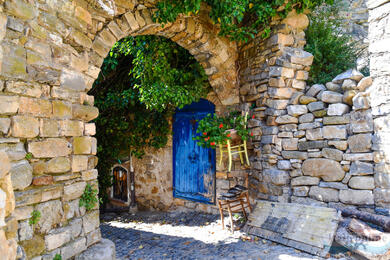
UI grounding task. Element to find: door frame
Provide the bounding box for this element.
[172,99,216,205]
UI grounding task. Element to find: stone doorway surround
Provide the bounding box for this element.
[0,0,240,258]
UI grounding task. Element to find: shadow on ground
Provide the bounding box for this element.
[100,211,352,260]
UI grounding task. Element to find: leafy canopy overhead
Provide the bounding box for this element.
[154,0,332,42]
[90,35,210,205]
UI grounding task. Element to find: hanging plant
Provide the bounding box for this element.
[193,111,253,148]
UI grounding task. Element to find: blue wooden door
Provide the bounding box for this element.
[173,99,216,204]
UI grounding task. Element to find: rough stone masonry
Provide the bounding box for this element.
[0,0,389,259]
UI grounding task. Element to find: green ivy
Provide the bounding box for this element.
[53,254,62,260]
[29,210,41,226]
[79,184,100,211]
[154,0,332,42]
[304,0,359,84]
[90,36,210,205]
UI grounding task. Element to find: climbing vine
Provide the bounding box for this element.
[90,35,210,205]
[154,0,333,42]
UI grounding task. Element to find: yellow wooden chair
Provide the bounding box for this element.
[218,112,250,172]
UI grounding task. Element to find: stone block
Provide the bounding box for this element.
[344,153,373,161]
[47,157,71,173]
[321,148,343,161]
[306,128,323,140]
[0,151,10,179]
[18,235,45,259]
[28,138,71,158]
[84,123,96,136]
[285,47,313,65]
[321,91,343,104]
[299,113,314,123]
[72,104,99,122]
[10,160,32,190]
[343,90,358,106]
[0,95,19,115]
[59,120,84,137]
[81,169,98,181]
[18,220,33,241]
[328,140,348,150]
[332,69,364,84]
[19,97,51,117]
[5,0,36,20]
[374,188,390,204]
[319,181,348,190]
[287,105,308,116]
[327,103,350,116]
[60,69,86,91]
[291,176,320,186]
[313,109,327,117]
[64,182,86,201]
[282,138,298,150]
[357,77,372,92]
[306,84,326,97]
[292,186,309,197]
[40,119,59,137]
[325,82,341,92]
[277,160,291,170]
[32,175,53,186]
[298,122,321,130]
[350,161,374,175]
[339,189,374,205]
[45,226,72,251]
[72,155,88,172]
[341,79,357,90]
[291,79,305,90]
[83,210,100,234]
[299,95,316,105]
[349,176,375,190]
[350,110,373,133]
[5,81,42,98]
[309,186,339,202]
[52,100,72,118]
[348,134,372,153]
[282,151,308,160]
[323,125,347,139]
[36,200,63,234]
[323,116,350,125]
[302,158,344,181]
[352,93,370,110]
[75,239,115,260]
[73,137,95,154]
[0,118,11,135]
[263,169,289,186]
[61,237,88,259]
[86,228,101,246]
[11,116,39,138]
[298,141,328,151]
[307,101,325,112]
[275,115,298,124]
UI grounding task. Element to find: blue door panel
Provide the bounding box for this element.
[173,99,216,204]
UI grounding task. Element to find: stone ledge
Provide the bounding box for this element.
[75,238,115,260]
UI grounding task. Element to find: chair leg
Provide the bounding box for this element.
[240,198,247,219]
[217,200,224,229]
[227,203,234,233]
[238,145,244,165]
[227,140,232,172]
[245,192,252,212]
[243,140,250,167]
[219,144,223,167]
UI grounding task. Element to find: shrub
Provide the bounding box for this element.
[304,0,359,84]
[79,184,100,211]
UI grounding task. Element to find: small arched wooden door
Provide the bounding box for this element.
[173,99,216,204]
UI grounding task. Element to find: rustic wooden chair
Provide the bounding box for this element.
[218,112,250,172]
[217,172,252,232]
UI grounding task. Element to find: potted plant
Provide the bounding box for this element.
[193,111,253,148]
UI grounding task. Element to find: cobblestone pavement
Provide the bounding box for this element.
[101,211,354,260]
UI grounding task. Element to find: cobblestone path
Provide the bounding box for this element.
[101,211,352,260]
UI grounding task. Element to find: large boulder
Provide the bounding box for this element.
[302,158,345,181]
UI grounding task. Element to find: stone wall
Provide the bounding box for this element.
[0,0,239,258]
[368,0,390,209]
[0,151,17,260]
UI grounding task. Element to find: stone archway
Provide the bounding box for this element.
[0,0,240,258]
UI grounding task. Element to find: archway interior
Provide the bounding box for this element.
[89,35,214,208]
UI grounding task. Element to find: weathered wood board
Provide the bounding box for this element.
[242,201,339,257]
